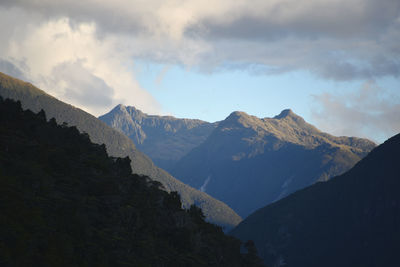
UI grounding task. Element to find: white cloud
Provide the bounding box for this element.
[0,9,160,115]
[0,0,399,116]
[312,81,400,143]
[1,0,399,79]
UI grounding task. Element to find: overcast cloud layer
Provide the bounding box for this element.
[0,0,399,127]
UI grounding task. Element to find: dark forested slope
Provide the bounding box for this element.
[231,132,400,267]
[0,97,263,267]
[0,72,241,230]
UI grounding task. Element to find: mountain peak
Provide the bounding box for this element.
[274,109,295,119]
[223,111,257,127]
[110,103,127,113]
[273,109,306,125]
[109,104,146,120]
[125,105,144,116]
[228,111,250,119]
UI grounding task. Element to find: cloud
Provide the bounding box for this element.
[311,81,400,143]
[51,60,114,108]
[1,0,399,81]
[0,1,399,117]
[0,8,161,116]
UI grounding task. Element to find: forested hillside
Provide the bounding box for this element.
[0,97,263,267]
[0,72,241,230]
[231,132,400,267]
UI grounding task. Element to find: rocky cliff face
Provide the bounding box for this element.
[99,104,217,172]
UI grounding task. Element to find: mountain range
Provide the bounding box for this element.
[1,71,396,266]
[101,105,375,217]
[0,72,241,230]
[230,131,400,267]
[0,97,263,266]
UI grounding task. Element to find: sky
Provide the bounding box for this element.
[0,0,399,143]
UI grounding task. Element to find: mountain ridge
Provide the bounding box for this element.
[224,108,374,153]
[171,108,375,217]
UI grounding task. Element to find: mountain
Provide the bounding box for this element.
[171,109,375,217]
[0,72,241,230]
[230,132,400,267]
[99,104,217,172]
[0,97,264,266]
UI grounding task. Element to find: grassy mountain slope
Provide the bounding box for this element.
[172,109,375,217]
[0,72,241,230]
[0,97,263,266]
[99,104,217,172]
[230,132,400,267]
